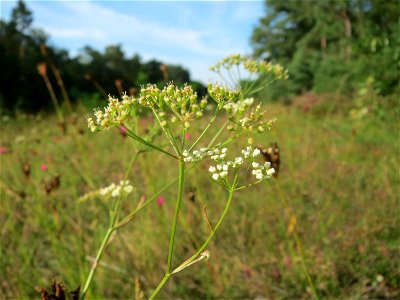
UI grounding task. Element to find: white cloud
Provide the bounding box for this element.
[32,1,227,57]
[2,0,261,83]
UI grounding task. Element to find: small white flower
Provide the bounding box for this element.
[124,185,134,194]
[235,157,243,164]
[252,148,261,157]
[222,164,229,171]
[212,173,220,180]
[209,166,216,173]
[264,162,271,169]
[252,162,259,168]
[221,148,228,153]
[219,153,226,159]
[219,171,228,178]
[244,97,254,106]
[216,164,222,170]
[266,168,275,176]
[242,151,250,158]
[255,173,263,180]
[111,188,121,197]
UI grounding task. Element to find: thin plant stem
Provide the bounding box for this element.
[80,227,114,300]
[41,73,64,124]
[80,150,141,300]
[124,150,141,179]
[116,164,196,230]
[114,178,177,230]
[151,108,180,155]
[148,159,186,300]
[63,151,96,189]
[166,159,185,272]
[182,186,235,266]
[189,109,219,152]
[275,180,320,300]
[149,186,236,299]
[149,273,171,300]
[207,120,229,148]
[125,129,178,160]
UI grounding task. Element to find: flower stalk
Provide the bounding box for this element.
[167,158,185,272]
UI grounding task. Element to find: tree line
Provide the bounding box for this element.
[0,0,205,113]
[251,0,399,99]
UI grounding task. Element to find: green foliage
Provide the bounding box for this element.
[1,99,398,299]
[251,0,399,99]
[0,1,204,113]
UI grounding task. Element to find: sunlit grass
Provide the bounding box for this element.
[1,100,398,299]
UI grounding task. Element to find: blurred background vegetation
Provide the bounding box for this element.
[1,0,398,113]
[0,0,399,299]
[0,0,206,113]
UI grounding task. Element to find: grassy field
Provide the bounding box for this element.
[1,97,399,299]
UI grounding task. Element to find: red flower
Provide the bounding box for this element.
[0,147,9,154]
[156,196,166,207]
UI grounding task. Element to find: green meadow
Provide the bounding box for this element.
[1,96,398,299]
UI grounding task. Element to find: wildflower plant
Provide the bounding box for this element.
[80,54,287,299]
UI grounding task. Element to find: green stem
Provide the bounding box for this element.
[189,109,219,152]
[114,178,177,230]
[166,159,185,272]
[149,273,171,300]
[151,108,180,155]
[183,187,235,267]
[207,120,229,148]
[125,129,178,160]
[80,150,141,300]
[124,150,141,179]
[149,188,235,299]
[116,164,196,231]
[149,159,185,300]
[80,228,114,300]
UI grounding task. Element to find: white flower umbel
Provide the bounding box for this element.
[100,180,134,198]
[87,95,136,132]
[208,145,275,189]
[183,147,223,163]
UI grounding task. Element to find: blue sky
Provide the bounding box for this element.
[1,0,265,84]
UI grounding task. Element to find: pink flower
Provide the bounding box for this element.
[156,196,166,207]
[0,147,9,154]
[185,133,191,140]
[41,164,48,171]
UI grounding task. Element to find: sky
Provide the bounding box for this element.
[1,0,265,84]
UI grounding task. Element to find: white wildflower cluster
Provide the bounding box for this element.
[227,103,275,133]
[223,97,254,117]
[87,94,136,132]
[243,59,288,80]
[251,161,275,180]
[209,53,288,80]
[207,83,241,108]
[100,180,134,198]
[138,83,208,129]
[208,146,275,183]
[182,147,224,163]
